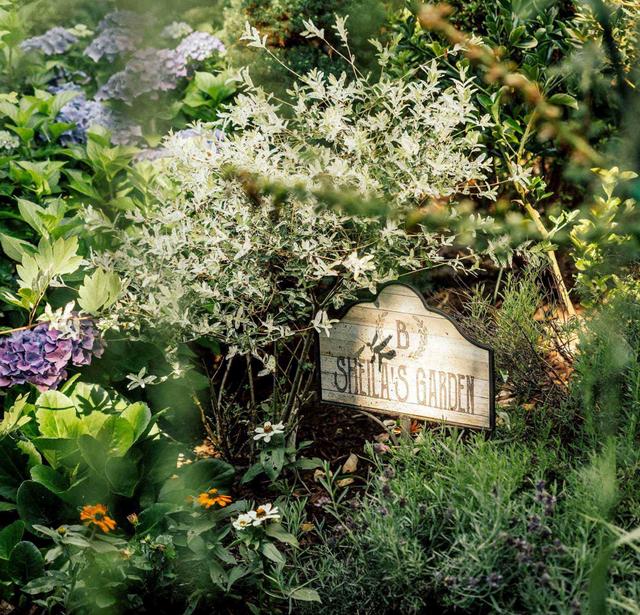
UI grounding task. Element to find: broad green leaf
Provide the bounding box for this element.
[8,541,43,584]
[105,455,138,497]
[30,465,68,495]
[77,434,108,474]
[35,408,81,439]
[265,523,299,547]
[22,571,70,595]
[16,481,67,529]
[80,411,109,436]
[0,521,24,560]
[0,233,35,261]
[97,416,135,456]
[260,542,285,564]
[135,503,175,534]
[0,439,30,501]
[17,198,46,235]
[121,402,151,442]
[77,268,121,315]
[35,390,74,411]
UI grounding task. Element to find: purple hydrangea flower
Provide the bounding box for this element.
[52,84,141,145]
[176,31,225,61]
[96,48,187,104]
[0,321,103,392]
[21,27,77,55]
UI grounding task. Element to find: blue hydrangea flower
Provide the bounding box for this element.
[162,21,193,40]
[21,27,77,55]
[84,10,148,62]
[52,84,141,145]
[96,48,187,104]
[176,31,225,61]
[0,320,103,391]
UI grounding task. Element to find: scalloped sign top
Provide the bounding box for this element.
[318,284,495,430]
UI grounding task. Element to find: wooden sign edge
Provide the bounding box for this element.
[314,281,496,432]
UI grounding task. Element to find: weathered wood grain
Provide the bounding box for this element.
[318,284,494,429]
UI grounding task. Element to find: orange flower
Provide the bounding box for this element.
[80,504,117,533]
[197,488,232,509]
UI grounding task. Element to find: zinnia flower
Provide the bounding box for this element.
[248,503,280,526]
[80,504,116,533]
[232,513,253,530]
[253,421,285,443]
[196,488,232,509]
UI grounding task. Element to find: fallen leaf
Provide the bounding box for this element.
[337,477,354,487]
[342,453,359,474]
[301,522,315,532]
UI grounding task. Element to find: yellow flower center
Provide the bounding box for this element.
[255,507,267,517]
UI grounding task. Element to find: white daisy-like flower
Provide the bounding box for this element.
[248,503,280,526]
[232,513,253,530]
[253,421,285,443]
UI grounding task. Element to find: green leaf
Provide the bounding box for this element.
[0,521,24,560]
[264,523,299,547]
[77,268,121,315]
[16,481,66,528]
[135,503,175,534]
[548,93,579,109]
[0,439,30,501]
[17,198,46,235]
[0,394,31,437]
[77,434,108,474]
[0,233,35,261]
[8,541,44,584]
[36,408,81,439]
[290,587,321,602]
[22,571,70,595]
[241,462,264,484]
[30,465,68,495]
[35,390,74,411]
[120,402,151,442]
[105,455,139,497]
[260,542,285,564]
[97,416,135,456]
[16,440,42,469]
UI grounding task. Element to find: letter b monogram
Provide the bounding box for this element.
[396,320,409,350]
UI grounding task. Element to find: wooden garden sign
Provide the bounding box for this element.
[318,283,495,430]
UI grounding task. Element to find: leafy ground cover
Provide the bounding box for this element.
[0,0,639,613]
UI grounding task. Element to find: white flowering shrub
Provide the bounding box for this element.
[100,18,495,445]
